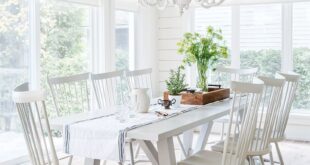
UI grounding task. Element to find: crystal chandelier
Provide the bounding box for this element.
[139,0,225,14]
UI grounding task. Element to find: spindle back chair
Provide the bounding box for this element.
[48,73,90,116]
[13,83,72,165]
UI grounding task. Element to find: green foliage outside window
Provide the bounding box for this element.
[40,2,89,115]
[241,48,310,110]
[0,0,29,130]
[293,48,310,109]
[115,49,129,70]
[241,49,281,76]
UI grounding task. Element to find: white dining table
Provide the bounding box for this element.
[126,99,235,165]
[50,98,240,165]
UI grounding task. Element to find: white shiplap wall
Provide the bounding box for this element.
[158,7,187,93]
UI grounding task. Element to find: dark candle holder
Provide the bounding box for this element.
[158,99,176,109]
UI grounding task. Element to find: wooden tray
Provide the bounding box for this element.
[180,88,230,105]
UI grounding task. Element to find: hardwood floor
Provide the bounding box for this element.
[4,132,309,165]
[65,134,310,165]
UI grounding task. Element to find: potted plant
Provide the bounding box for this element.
[165,66,188,108]
[177,26,228,91]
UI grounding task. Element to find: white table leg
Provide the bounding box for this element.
[137,140,159,165]
[157,137,176,165]
[84,158,100,165]
[182,130,194,158]
[194,121,214,153]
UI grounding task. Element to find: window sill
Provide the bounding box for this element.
[288,113,310,126]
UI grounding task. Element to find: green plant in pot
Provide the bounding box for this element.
[165,66,188,108]
[177,26,228,91]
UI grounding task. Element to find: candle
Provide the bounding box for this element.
[163,91,169,100]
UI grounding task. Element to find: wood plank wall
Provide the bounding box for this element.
[158,7,186,93]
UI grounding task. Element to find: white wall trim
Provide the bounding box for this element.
[281,3,293,72]
[102,0,115,72]
[29,0,41,89]
[231,5,240,68]
[136,7,159,97]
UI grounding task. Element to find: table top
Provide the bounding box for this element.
[50,99,235,142]
[127,99,233,141]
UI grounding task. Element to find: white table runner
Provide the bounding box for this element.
[64,105,198,162]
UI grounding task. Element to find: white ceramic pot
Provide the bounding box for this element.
[169,95,182,108]
[132,88,150,113]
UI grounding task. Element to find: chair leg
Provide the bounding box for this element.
[220,122,225,140]
[4,117,11,131]
[134,145,141,159]
[129,141,135,165]
[274,142,284,165]
[67,156,73,165]
[247,156,255,165]
[269,150,274,165]
[251,156,256,165]
[259,155,265,165]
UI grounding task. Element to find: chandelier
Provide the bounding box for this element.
[139,0,226,14]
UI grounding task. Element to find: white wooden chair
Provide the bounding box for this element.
[214,66,258,140]
[47,73,90,116]
[91,70,138,165]
[124,68,153,163]
[213,66,258,88]
[91,70,124,109]
[13,83,73,165]
[178,81,264,165]
[270,72,300,165]
[211,76,285,165]
[126,68,153,98]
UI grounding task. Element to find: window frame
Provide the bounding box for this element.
[115,9,137,71]
[192,2,310,113]
[3,0,101,164]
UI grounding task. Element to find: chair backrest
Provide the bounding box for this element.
[47,73,90,116]
[91,70,124,109]
[247,76,285,153]
[222,81,263,165]
[214,66,258,88]
[126,68,153,97]
[13,83,59,165]
[271,72,300,141]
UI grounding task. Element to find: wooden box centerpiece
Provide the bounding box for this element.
[180,87,230,105]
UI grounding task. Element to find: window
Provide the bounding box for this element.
[194,7,232,67]
[0,0,30,162]
[240,4,282,76]
[115,10,135,70]
[293,2,310,111]
[194,7,232,84]
[40,1,92,115]
[193,3,310,113]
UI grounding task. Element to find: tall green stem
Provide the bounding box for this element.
[197,62,208,91]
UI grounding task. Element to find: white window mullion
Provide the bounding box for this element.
[231,5,240,68]
[186,8,197,89]
[281,3,293,72]
[29,0,40,89]
[128,13,135,70]
[91,7,105,73]
[102,0,115,72]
